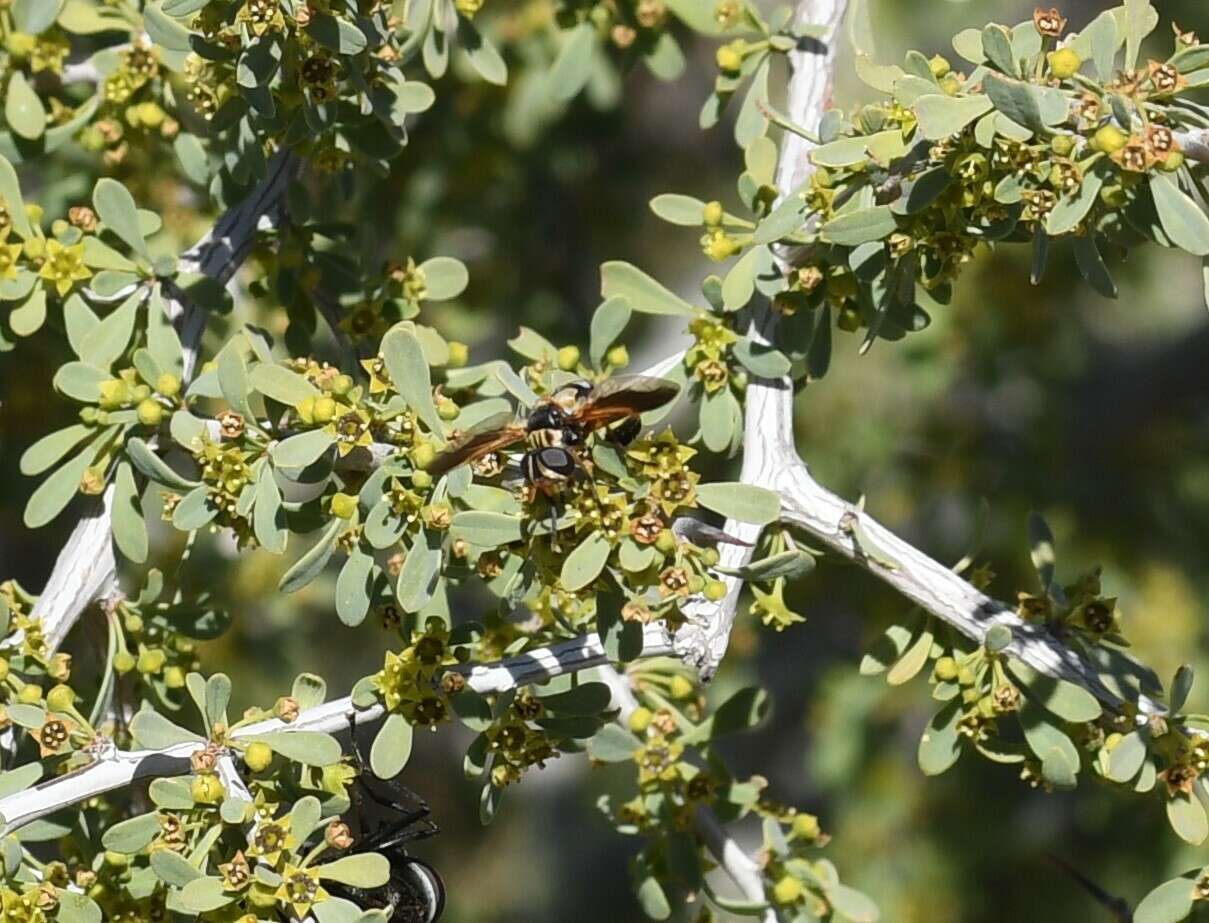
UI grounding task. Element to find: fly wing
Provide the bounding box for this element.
[426,412,524,475]
[572,376,680,429]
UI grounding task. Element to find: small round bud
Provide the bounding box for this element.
[123,613,143,634]
[113,652,136,674]
[17,684,42,705]
[412,442,437,470]
[164,666,185,689]
[447,341,470,367]
[437,397,460,421]
[772,875,803,905]
[103,851,130,868]
[190,773,224,805]
[715,42,744,73]
[929,54,951,78]
[243,741,274,772]
[136,648,166,674]
[1050,135,1076,157]
[1047,48,1082,80]
[654,530,678,555]
[687,575,705,594]
[934,656,959,681]
[702,548,720,566]
[606,345,630,369]
[132,384,151,403]
[312,397,337,423]
[628,707,654,733]
[791,813,820,840]
[46,685,75,713]
[411,470,433,490]
[136,399,164,427]
[331,374,355,396]
[47,653,71,682]
[1091,124,1129,154]
[330,493,359,520]
[702,200,724,226]
[704,579,727,602]
[1161,150,1186,172]
[557,345,581,372]
[669,674,695,700]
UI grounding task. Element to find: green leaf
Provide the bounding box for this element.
[1046,171,1105,236]
[1106,730,1147,783]
[205,673,230,728]
[1135,875,1196,923]
[24,449,91,528]
[981,23,1016,74]
[80,291,140,369]
[451,511,523,547]
[0,155,30,239]
[913,94,992,140]
[734,57,770,149]
[918,701,962,775]
[1018,701,1079,789]
[242,731,342,766]
[418,256,468,301]
[718,549,814,582]
[278,518,342,593]
[649,194,705,226]
[93,179,149,260]
[270,430,335,469]
[370,713,414,779]
[560,531,612,592]
[100,813,160,854]
[382,325,445,439]
[590,296,631,369]
[588,724,639,762]
[9,287,46,337]
[1168,793,1208,845]
[54,892,101,923]
[636,872,671,920]
[130,708,203,749]
[887,623,933,686]
[151,849,203,887]
[112,460,148,563]
[982,73,1043,134]
[1007,661,1101,723]
[1123,0,1157,72]
[143,2,194,53]
[1171,665,1194,715]
[13,0,65,34]
[548,21,595,102]
[317,854,391,888]
[721,246,760,311]
[5,72,45,141]
[539,683,612,716]
[396,530,441,613]
[824,883,880,923]
[249,363,318,405]
[148,777,194,809]
[216,341,255,420]
[820,206,897,246]
[253,465,286,554]
[754,191,808,244]
[0,763,42,799]
[1151,174,1209,257]
[695,482,780,524]
[600,261,697,316]
[733,338,791,377]
[20,425,94,477]
[127,438,199,490]
[53,362,107,402]
[460,21,507,85]
[1027,510,1055,590]
[176,877,233,914]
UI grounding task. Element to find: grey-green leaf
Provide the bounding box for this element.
[370,713,414,779]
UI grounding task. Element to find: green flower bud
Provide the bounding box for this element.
[934,657,959,681]
[702,200,724,226]
[791,813,820,841]
[1050,135,1076,157]
[412,442,437,470]
[654,530,678,555]
[155,373,181,398]
[113,652,136,674]
[46,685,75,713]
[312,397,337,424]
[557,345,581,372]
[1047,48,1082,80]
[447,341,470,367]
[715,42,744,73]
[669,674,695,700]
[17,684,42,705]
[411,470,433,490]
[628,707,654,733]
[244,741,274,772]
[704,579,727,601]
[190,773,224,804]
[606,345,630,369]
[1161,150,1186,172]
[103,851,130,868]
[1091,124,1129,154]
[132,384,151,403]
[772,875,803,905]
[330,492,359,519]
[437,397,460,421]
[136,399,164,427]
[929,54,951,78]
[164,666,185,689]
[136,648,166,674]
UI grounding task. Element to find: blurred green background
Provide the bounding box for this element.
[6,0,1209,919]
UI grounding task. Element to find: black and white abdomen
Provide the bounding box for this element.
[522,446,576,484]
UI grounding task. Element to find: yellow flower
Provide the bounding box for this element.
[0,235,22,281]
[38,240,91,297]
[274,864,328,918]
[246,816,296,866]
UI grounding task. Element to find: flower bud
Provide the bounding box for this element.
[934,657,959,681]
[704,579,727,601]
[412,442,437,470]
[702,200,724,226]
[46,685,75,713]
[715,42,744,73]
[48,653,71,682]
[312,397,337,423]
[17,684,42,705]
[330,493,358,520]
[669,674,695,700]
[1091,124,1129,154]
[557,345,581,372]
[331,374,355,396]
[1050,135,1076,157]
[411,470,433,490]
[155,373,182,397]
[190,772,224,805]
[606,345,630,369]
[164,666,185,689]
[628,707,654,733]
[654,530,678,555]
[929,54,951,78]
[772,875,802,905]
[447,341,469,367]
[244,741,274,772]
[136,399,164,427]
[1047,48,1081,79]
[114,651,136,674]
[136,647,166,674]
